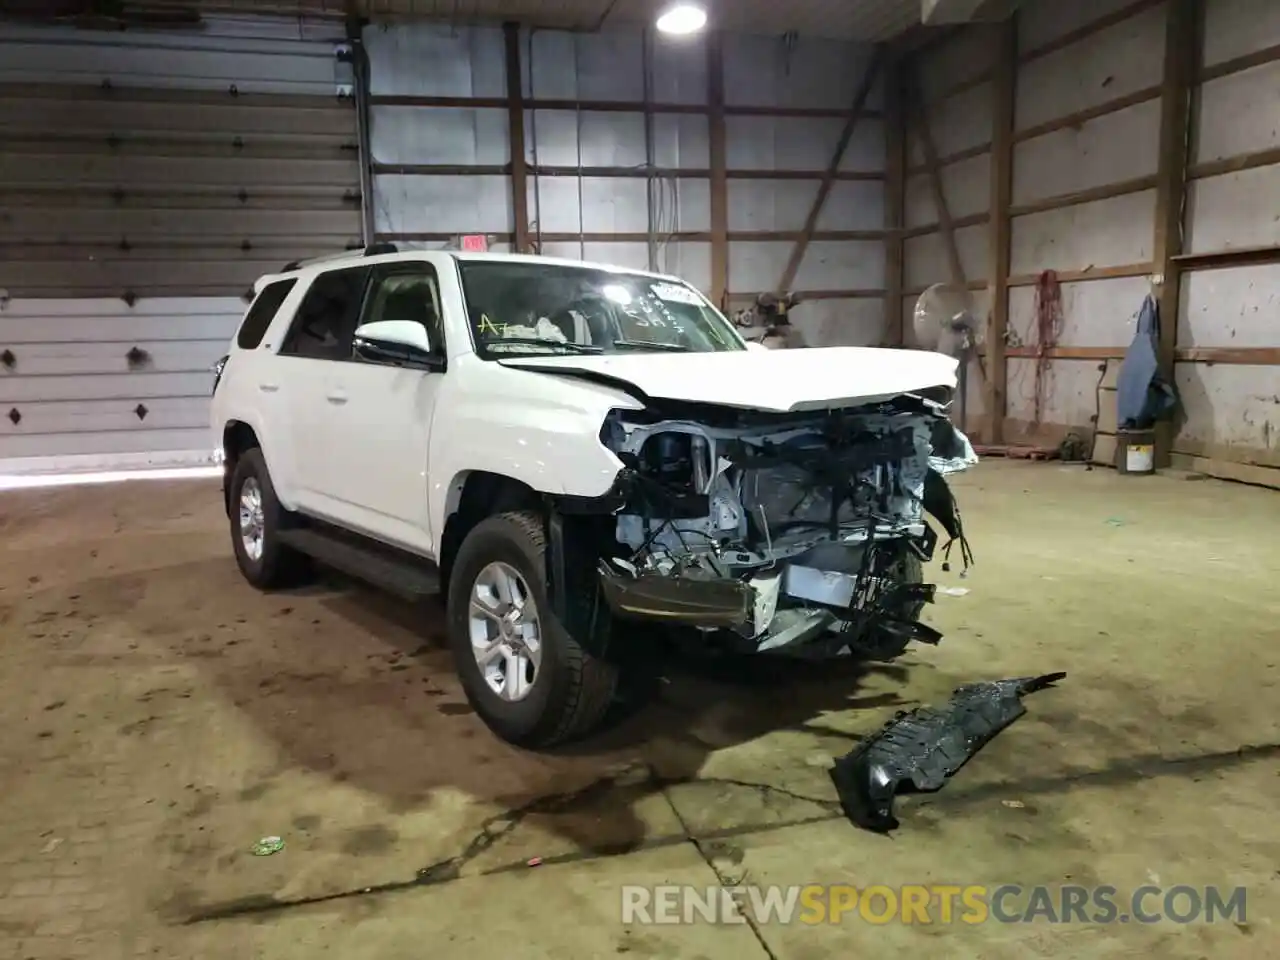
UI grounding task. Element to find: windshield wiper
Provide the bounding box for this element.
[484,338,602,355]
[610,339,692,352]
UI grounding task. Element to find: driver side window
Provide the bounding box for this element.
[360,265,444,357]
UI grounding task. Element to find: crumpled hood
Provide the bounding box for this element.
[498,346,959,413]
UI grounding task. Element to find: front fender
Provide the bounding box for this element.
[425,360,642,554]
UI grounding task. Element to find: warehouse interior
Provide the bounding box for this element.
[0,0,1277,957]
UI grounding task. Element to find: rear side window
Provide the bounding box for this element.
[237,279,297,349]
[280,266,371,361]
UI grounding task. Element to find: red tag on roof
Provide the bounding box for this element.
[460,234,488,252]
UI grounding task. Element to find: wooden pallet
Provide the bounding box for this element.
[973,443,1060,461]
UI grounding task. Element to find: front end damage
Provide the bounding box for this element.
[584,393,977,660]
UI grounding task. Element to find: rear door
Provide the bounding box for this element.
[272,265,371,518]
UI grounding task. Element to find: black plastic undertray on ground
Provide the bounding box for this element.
[829,672,1067,833]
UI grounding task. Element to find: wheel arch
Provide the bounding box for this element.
[438,470,543,591]
[221,420,261,516]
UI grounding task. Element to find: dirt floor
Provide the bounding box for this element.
[0,460,1276,959]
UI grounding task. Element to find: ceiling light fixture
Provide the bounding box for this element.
[655,3,707,35]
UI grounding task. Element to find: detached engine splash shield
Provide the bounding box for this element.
[829,672,1066,833]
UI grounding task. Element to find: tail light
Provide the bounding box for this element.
[211,355,229,395]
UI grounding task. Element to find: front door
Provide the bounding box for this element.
[313,260,447,554]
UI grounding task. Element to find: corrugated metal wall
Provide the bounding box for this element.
[0,15,358,472]
[365,22,888,348]
[906,0,1280,483]
[1177,0,1280,477]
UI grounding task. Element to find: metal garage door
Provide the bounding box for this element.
[0,15,361,473]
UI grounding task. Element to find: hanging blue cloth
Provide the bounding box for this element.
[1116,294,1178,429]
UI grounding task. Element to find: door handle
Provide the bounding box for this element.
[259,383,279,393]
[326,391,348,405]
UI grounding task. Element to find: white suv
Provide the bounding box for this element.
[212,245,977,748]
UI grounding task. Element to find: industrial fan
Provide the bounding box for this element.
[912,282,984,428]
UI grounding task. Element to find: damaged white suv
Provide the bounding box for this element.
[212,246,977,748]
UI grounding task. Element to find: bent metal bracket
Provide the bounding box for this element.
[829,672,1068,833]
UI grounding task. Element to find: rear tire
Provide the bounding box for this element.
[447,511,619,748]
[228,448,312,589]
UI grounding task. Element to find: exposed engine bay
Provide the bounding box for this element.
[595,396,977,659]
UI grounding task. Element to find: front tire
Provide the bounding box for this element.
[447,511,618,748]
[228,448,311,589]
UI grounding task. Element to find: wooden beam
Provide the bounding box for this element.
[707,31,728,310]
[776,49,884,295]
[1197,39,1280,82]
[986,19,1016,446]
[1008,174,1158,218]
[1190,145,1280,180]
[1151,0,1199,467]
[1175,347,1280,364]
[729,288,886,301]
[884,57,907,344]
[901,212,989,239]
[1008,262,1154,285]
[904,279,988,297]
[1017,0,1166,64]
[917,70,995,109]
[1013,85,1162,142]
[368,92,884,120]
[370,162,882,181]
[1173,244,1280,269]
[379,229,888,244]
[502,23,530,253]
[906,67,967,290]
[1169,454,1280,491]
[906,141,992,175]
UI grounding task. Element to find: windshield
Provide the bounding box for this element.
[456,259,744,358]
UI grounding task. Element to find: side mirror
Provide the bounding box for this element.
[353,320,439,368]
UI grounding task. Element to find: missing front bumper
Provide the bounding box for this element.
[597,556,942,657]
[829,672,1067,833]
[597,563,753,629]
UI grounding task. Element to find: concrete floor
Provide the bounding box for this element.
[0,461,1276,959]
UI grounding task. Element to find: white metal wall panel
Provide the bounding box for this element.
[1010,190,1157,277]
[526,178,711,234]
[369,22,887,344]
[1009,277,1149,348]
[725,116,884,173]
[1178,266,1280,350]
[1176,0,1280,466]
[1016,0,1148,54]
[1003,0,1167,432]
[1006,358,1101,433]
[1015,3,1167,132]
[789,299,889,348]
[905,153,991,228]
[1011,99,1161,204]
[722,36,883,111]
[904,223,989,288]
[1187,58,1280,253]
[1174,364,1280,461]
[1201,0,1280,67]
[909,83,993,162]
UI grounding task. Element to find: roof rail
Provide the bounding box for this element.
[280,242,400,273]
